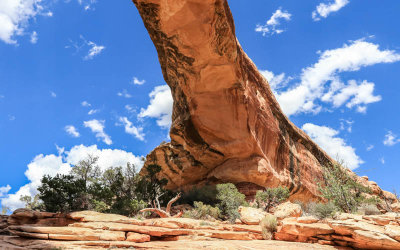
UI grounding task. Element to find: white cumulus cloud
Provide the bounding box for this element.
[117,89,132,98]
[383,131,400,146]
[84,119,112,145]
[118,117,145,141]
[84,41,105,60]
[255,8,292,36]
[276,39,400,116]
[302,123,363,170]
[0,185,11,197]
[131,77,145,85]
[64,125,80,138]
[139,85,173,129]
[260,69,291,91]
[88,109,99,115]
[0,0,49,44]
[0,145,143,211]
[312,0,350,21]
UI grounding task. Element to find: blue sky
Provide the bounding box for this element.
[1,0,400,211]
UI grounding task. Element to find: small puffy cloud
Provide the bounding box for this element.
[50,91,57,98]
[276,39,400,116]
[383,131,400,146]
[1,144,143,211]
[88,109,99,115]
[125,104,136,113]
[84,119,112,145]
[64,125,80,138]
[30,31,38,44]
[117,89,132,98]
[380,157,385,165]
[255,8,292,36]
[0,0,50,44]
[66,35,105,61]
[366,145,374,151]
[0,185,11,197]
[312,0,350,21]
[8,115,16,121]
[260,69,291,91]
[131,77,145,85]
[139,85,173,129]
[77,0,97,11]
[84,41,105,60]
[339,119,353,133]
[302,123,363,170]
[81,101,91,107]
[118,117,145,141]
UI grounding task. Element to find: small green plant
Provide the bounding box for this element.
[255,186,290,212]
[260,214,277,240]
[216,183,247,223]
[183,201,221,220]
[318,161,373,213]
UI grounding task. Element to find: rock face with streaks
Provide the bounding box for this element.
[133,0,333,201]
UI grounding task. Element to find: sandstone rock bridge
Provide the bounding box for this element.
[133,0,333,201]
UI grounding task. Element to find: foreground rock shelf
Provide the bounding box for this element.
[2,208,400,249]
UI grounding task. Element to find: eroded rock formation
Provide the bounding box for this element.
[133,0,333,201]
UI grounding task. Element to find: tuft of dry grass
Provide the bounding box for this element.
[260,214,277,240]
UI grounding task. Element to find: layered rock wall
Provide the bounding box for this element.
[133,0,333,201]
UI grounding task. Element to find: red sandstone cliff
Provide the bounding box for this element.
[133,0,337,201]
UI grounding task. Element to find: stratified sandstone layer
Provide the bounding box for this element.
[132,0,332,201]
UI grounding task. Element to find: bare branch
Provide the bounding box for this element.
[172,210,183,218]
[166,192,181,214]
[139,208,169,218]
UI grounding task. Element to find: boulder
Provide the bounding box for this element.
[126,232,151,243]
[274,202,302,219]
[238,206,267,225]
[391,203,400,213]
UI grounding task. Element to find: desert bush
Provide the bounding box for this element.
[216,183,247,223]
[357,203,381,215]
[319,161,373,213]
[183,201,220,220]
[255,186,290,212]
[260,214,277,240]
[311,202,337,219]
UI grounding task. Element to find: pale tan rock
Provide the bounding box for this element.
[328,219,385,235]
[68,210,139,224]
[279,219,334,237]
[351,229,400,249]
[238,206,267,225]
[70,221,190,237]
[391,202,400,212]
[363,213,398,226]
[274,202,302,219]
[126,232,150,242]
[384,224,400,241]
[210,231,254,240]
[297,216,319,224]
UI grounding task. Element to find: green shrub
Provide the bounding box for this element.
[255,186,290,212]
[318,162,373,213]
[183,201,221,220]
[310,202,337,219]
[216,183,247,223]
[260,214,277,240]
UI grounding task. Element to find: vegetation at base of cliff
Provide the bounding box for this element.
[255,186,290,212]
[260,214,277,240]
[318,161,379,214]
[20,155,174,216]
[183,201,221,220]
[182,183,247,222]
[216,183,248,222]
